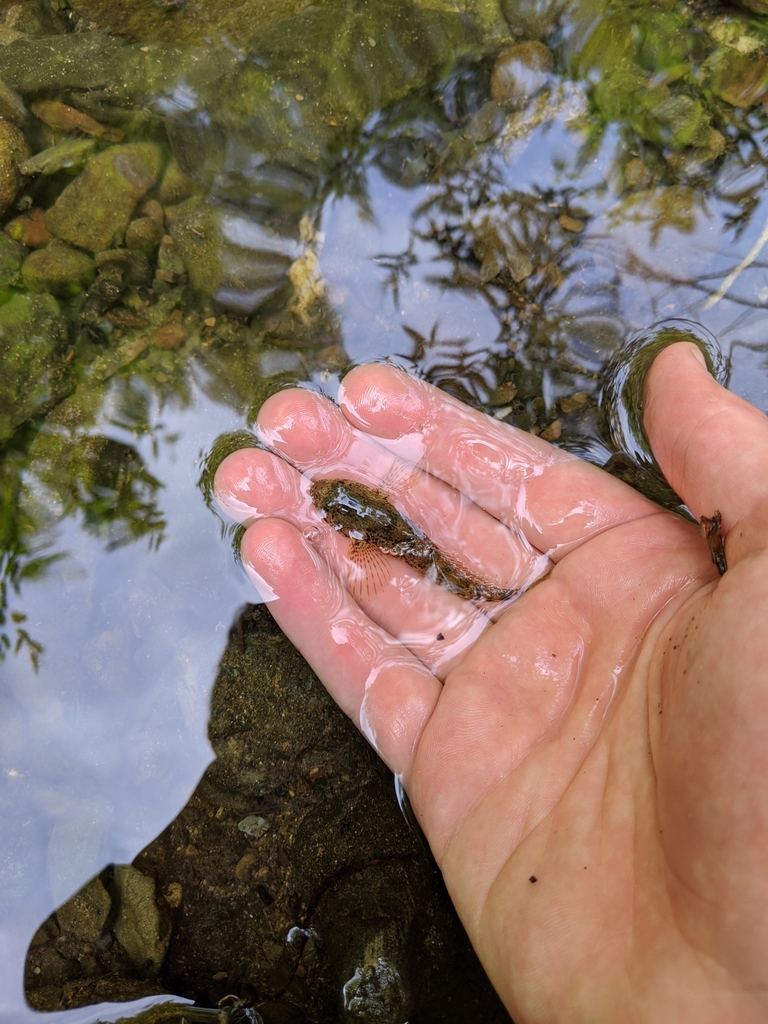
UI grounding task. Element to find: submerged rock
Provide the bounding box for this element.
[0,292,68,442]
[490,40,553,107]
[19,138,98,177]
[22,239,96,297]
[169,196,298,313]
[0,117,30,218]
[708,47,768,108]
[31,98,124,141]
[26,605,509,1023]
[45,143,163,252]
[0,232,25,298]
[0,78,26,124]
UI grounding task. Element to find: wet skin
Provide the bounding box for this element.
[215,344,768,1024]
[310,477,516,602]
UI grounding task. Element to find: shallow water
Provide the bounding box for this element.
[3,0,768,1019]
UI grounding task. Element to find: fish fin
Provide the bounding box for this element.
[347,539,390,600]
[381,462,420,500]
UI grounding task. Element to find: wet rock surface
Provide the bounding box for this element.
[22,238,95,295]
[0,116,29,216]
[25,604,510,1024]
[490,40,553,107]
[45,144,162,252]
[0,291,68,441]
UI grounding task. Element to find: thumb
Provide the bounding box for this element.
[643,342,768,564]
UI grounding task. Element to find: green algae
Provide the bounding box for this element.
[0,293,68,442]
[45,144,163,253]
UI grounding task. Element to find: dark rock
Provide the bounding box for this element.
[26,605,510,1023]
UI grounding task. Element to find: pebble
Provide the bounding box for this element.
[151,311,188,349]
[31,98,123,141]
[19,138,96,177]
[22,239,95,296]
[540,418,563,441]
[559,392,589,414]
[490,41,553,108]
[45,143,162,252]
[237,814,269,839]
[4,207,50,247]
[558,214,585,233]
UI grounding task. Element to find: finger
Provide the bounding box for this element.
[215,447,493,678]
[644,342,768,562]
[256,386,547,590]
[338,363,659,558]
[214,445,311,524]
[240,516,441,777]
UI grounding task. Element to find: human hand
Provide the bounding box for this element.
[214,343,768,1023]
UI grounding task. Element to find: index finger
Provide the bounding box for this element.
[338,364,660,557]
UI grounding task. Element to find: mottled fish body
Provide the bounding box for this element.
[309,478,514,602]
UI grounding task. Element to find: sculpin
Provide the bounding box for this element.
[309,478,515,602]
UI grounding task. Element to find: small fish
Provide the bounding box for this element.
[310,478,515,601]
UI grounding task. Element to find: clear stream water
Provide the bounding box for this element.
[3,0,768,1019]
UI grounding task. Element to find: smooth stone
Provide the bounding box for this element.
[45,143,162,252]
[490,40,553,107]
[19,137,97,177]
[22,240,96,296]
[0,231,25,296]
[5,207,52,248]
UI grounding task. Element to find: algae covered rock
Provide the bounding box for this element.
[22,239,96,296]
[0,292,68,441]
[709,47,768,108]
[169,195,298,312]
[0,232,25,299]
[113,864,170,975]
[0,117,30,217]
[490,40,553,107]
[45,143,162,252]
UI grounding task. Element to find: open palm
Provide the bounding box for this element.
[215,343,768,1023]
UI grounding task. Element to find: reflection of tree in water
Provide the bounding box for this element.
[367,114,603,424]
[0,380,169,668]
[0,440,58,670]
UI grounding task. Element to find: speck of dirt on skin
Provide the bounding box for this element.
[529,876,537,883]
